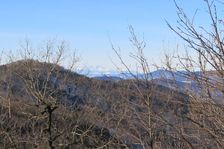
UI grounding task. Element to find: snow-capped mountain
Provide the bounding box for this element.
[77,66,121,78]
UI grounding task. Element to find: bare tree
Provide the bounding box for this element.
[0,40,128,149]
[111,25,195,148]
[164,0,224,148]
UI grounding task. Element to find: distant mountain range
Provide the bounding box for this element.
[86,69,200,82]
[88,69,224,104]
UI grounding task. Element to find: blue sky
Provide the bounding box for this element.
[0,0,214,71]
